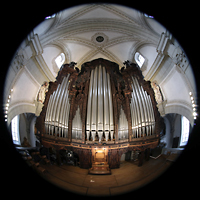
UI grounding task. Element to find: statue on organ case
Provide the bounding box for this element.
[37,82,49,103]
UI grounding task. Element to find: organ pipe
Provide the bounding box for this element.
[98,65,103,131]
[131,78,141,137]
[103,66,109,131]
[86,70,94,134]
[86,65,114,142]
[144,91,152,135]
[118,107,128,140]
[130,91,137,138]
[55,77,67,122]
[72,107,82,139]
[147,94,155,134]
[135,78,146,136]
[59,75,70,137]
[50,84,60,135]
[45,93,53,133]
[56,77,68,137]
[91,66,98,131]
[130,76,155,138]
[45,75,70,138]
[107,73,114,132]
[63,100,70,137]
[135,79,149,136]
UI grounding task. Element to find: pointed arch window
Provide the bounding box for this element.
[135,52,145,68]
[55,53,65,69]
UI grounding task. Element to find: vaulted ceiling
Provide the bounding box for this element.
[4,3,197,126]
[35,4,164,70]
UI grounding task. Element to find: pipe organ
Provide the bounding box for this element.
[36,58,164,169]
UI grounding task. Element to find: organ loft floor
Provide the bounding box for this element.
[38,155,174,196]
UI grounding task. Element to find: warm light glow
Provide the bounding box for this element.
[193,112,197,116]
[189,92,192,95]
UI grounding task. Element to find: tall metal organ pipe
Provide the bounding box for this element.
[97,65,103,142]
[144,91,152,135]
[56,77,68,136]
[86,65,114,142]
[91,66,98,132]
[49,85,60,135]
[130,76,155,138]
[59,74,70,137]
[86,69,94,140]
[45,75,70,137]
[103,66,110,140]
[107,73,114,140]
[131,77,142,137]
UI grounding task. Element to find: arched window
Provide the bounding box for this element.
[135,52,145,68]
[180,116,190,146]
[11,115,20,145]
[55,53,65,69]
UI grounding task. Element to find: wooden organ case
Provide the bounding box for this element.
[35,58,164,168]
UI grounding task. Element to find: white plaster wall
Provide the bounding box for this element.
[161,67,191,105]
[145,17,166,36]
[42,46,62,77]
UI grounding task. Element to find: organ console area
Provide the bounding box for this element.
[35,58,164,169]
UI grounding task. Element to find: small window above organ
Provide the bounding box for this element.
[135,52,145,68]
[55,53,65,69]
